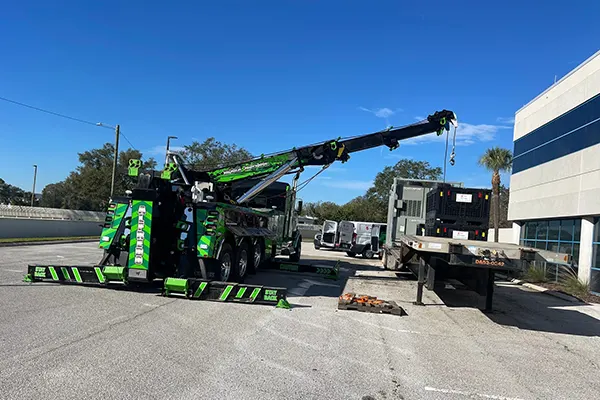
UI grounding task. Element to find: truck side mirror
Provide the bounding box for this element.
[296,200,303,215]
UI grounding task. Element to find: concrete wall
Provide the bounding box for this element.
[0,218,103,239]
[509,50,600,221]
[509,143,600,220]
[486,228,517,244]
[299,224,320,241]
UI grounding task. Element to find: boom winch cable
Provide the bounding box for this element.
[442,125,458,183]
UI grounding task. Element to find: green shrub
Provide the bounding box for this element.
[523,264,548,283]
[558,266,590,298]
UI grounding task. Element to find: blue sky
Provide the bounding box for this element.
[1,1,599,204]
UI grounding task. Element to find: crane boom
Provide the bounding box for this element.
[202,110,457,188]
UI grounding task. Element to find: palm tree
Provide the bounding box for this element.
[478,147,513,242]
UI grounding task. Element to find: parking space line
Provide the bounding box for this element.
[424,386,525,400]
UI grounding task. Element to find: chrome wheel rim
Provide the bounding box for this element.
[221,253,232,281]
[239,249,248,277]
[253,246,261,268]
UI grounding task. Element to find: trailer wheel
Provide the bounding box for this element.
[363,249,375,259]
[218,243,235,282]
[235,242,250,282]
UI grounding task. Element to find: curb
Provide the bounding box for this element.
[510,278,584,304]
[0,239,98,248]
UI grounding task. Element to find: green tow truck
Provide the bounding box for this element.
[26,110,458,307]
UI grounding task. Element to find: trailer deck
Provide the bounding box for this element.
[384,234,571,311]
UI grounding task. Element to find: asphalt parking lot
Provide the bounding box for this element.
[1,243,599,400]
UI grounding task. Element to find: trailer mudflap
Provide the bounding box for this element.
[163,277,290,308]
[264,260,340,280]
[26,265,113,284]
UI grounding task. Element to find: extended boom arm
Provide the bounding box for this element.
[159,110,457,204]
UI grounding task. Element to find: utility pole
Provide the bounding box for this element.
[31,164,37,207]
[165,135,178,165]
[110,124,120,197]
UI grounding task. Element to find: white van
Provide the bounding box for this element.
[336,221,355,251]
[347,221,385,259]
[314,220,338,249]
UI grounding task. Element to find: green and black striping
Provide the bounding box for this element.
[99,202,128,249]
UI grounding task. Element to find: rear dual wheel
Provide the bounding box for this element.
[251,240,264,273]
[218,241,256,283]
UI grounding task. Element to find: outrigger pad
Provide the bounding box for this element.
[264,260,340,280]
[163,278,288,306]
[27,265,109,284]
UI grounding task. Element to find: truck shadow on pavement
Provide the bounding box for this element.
[435,281,600,337]
[248,256,385,301]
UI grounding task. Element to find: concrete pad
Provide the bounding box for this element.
[1,242,599,400]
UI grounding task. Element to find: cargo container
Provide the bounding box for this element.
[425,184,491,228]
[385,178,464,246]
[425,223,487,241]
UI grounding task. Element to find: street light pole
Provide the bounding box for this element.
[31,164,37,207]
[165,135,178,165]
[110,124,120,197]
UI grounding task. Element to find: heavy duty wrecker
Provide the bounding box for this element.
[25,110,458,308]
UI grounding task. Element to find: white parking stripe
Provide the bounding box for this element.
[424,386,525,400]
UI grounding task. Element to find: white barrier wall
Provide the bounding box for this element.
[0,218,103,239]
[487,228,517,244]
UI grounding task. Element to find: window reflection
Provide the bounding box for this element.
[520,219,582,263]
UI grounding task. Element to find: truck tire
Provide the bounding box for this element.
[290,236,302,262]
[363,249,375,259]
[218,243,235,282]
[289,239,301,262]
[249,240,264,274]
[346,251,356,257]
[235,242,250,282]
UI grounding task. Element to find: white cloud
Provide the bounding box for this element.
[374,108,395,118]
[304,165,346,172]
[384,152,413,160]
[146,145,186,155]
[497,116,515,124]
[403,121,510,146]
[359,106,403,124]
[318,179,373,191]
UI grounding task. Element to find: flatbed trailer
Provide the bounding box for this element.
[383,234,571,311]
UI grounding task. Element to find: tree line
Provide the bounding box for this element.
[1,139,512,234]
[302,157,511,230]
[0,138,249,211]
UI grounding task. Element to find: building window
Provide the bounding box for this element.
[520,219,582,265]
[512,92,600,174]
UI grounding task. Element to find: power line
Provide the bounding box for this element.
[118,132,136,150]
[0,96,99,127]
[0,95,137,150]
